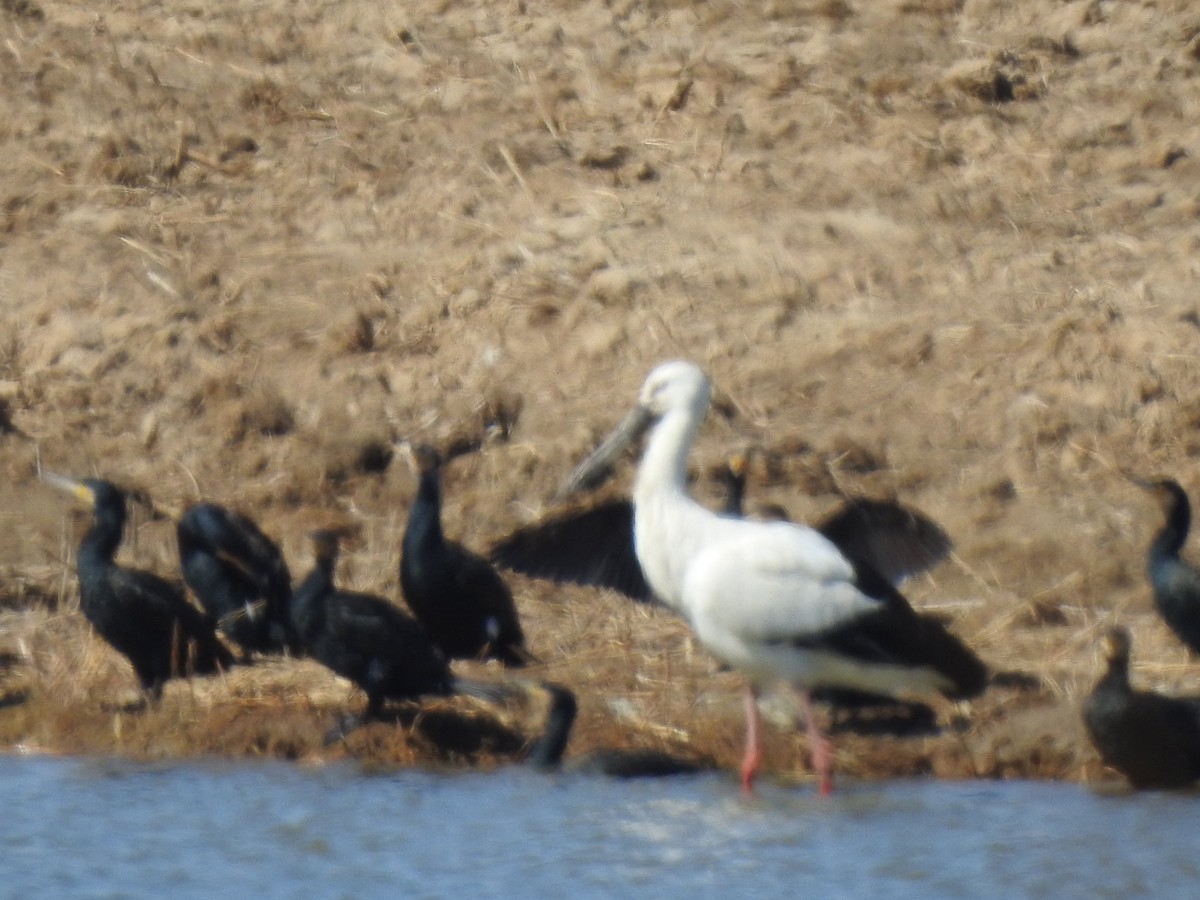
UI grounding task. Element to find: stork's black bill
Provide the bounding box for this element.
[556,406,654,499]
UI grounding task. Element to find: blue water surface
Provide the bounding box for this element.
[0,755,1193,899]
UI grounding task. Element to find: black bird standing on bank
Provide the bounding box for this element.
[716,450,751,517]
[400,444,528,667]
[177,503,295,657]
[290,530,510,736]
[713,450,789,522]
[525,683,711,777]
[1083,626,1200,789]
[44,474,234,701]
[1134,477,1200,655]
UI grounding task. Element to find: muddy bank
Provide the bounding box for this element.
[4,0,1200,786]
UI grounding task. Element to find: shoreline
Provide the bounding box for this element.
[0,591,1107,787]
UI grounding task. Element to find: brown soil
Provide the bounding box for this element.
[2,0,1200,788]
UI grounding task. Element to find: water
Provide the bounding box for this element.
[0,754,1195,899]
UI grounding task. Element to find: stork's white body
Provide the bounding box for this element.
[616,361,980,792]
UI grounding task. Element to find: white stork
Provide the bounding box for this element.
[528,360,987,794]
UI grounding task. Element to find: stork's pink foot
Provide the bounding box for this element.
[740,747,761,794]
[811,735,834,796]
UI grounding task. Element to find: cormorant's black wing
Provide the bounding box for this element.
[322,589,456,698]
[178,503,291,600]
[324,591,426,655]
[445,545,526,639]
[1151,691,1200,755]
[110,567,199,631]
[490,500,655,604]
[817,498,952,586]
[109,567,234,672]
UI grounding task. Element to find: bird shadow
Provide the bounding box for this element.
[324,705,526,760]
[816,690,940,738]
[826,706,940,738]
[989,669,1045,692]
[99,696,153,714]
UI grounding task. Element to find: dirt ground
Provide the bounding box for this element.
[2,0,1200,787]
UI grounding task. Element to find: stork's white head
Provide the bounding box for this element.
[556,360,712,498]
[638,360,711,419]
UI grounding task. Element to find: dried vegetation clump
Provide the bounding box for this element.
[2,0,1200,785]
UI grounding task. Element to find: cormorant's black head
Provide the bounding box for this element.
[309,530,341,566]
[526,682,578,771]
[710,450,749,490]
[42,473,126,516]
[1101,626,1132,669]
[726,450,749,482]
[404,443,443,477]
[81,479,127,515]
[709,450,750,517]
[1132,477,1189,518]
[545,683,578,725]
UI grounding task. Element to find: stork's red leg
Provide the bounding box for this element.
[741,684,763,794]
[797,689,834,795]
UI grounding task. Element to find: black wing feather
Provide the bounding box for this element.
[783,581,986,700]
[490,501,655,603]
[817,498,952,586]
[178,503,291,600]
[491,496,952,604]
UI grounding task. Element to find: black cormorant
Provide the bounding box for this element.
[713,449,792,522]
[1134,478,1200,655]
[526,683,711,777]
[45,474,234,700]
[290,530,509,733]
[1083,626,1200,789]
[716,450,750,517]
[177,503,295,656]
[400,444,527,667]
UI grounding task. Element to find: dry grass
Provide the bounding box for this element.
[3,0,1200,784]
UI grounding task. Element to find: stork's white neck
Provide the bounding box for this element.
[632,396,709,609]
[635,404,702,502]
